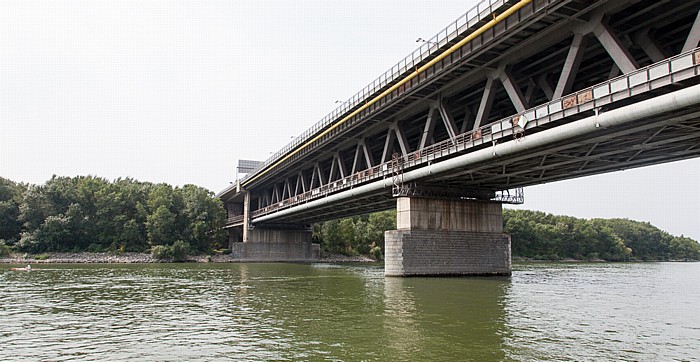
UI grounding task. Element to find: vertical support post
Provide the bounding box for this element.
[242,191,251,242]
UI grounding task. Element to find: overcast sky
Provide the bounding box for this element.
[1,0,699,240]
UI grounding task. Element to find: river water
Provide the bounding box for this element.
[1,262,698,361]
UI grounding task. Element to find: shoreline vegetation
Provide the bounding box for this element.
[2,176,700,263]
[0,252,376,264]
[0,252,694,265]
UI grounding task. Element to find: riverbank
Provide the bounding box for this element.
[3,252,694,264]
[0,252,377,264]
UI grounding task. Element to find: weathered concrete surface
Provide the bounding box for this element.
[230,228,320,262]
[386,197,510,277]
[385,230,511,276]
[396,197,503,232]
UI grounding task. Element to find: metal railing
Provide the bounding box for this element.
[226,215,244,225]
[245,48,700,221]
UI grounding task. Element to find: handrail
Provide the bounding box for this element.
[241,0,531,186]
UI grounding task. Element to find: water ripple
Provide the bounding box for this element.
[1,262,698,361]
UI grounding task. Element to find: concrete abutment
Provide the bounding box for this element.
[230,227,320,262]
[224,190,320,262]
[385,197,511,277]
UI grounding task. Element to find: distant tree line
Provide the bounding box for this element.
[503,209,700,261]
[312,211,395,259]
[3,175,698,261]
[312,209,700,261]
[0,176,226,256]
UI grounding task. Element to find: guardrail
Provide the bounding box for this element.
[248,49,700,220]
[241,0,512,183]
[226,215,244,226]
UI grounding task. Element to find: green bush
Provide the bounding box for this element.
[151,245,172,260]
[0,239,11,256]
[170,240,190,262]
[369,243,383,261]
[150,241,190,262]
[34,253,50,260]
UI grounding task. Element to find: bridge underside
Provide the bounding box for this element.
[219,0,700,274]
[220,0,700,227]
[248,95,700,225]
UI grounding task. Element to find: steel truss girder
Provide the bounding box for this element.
[350,139,375,174]
[594,20,640,74]
[419,106,437,149]
[436,99,460,143]
[440,111,700,187]
[241,0,700,224]
[553,33,587,99]
[244,0,700,193]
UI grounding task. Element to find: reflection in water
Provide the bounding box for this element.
[383,276,511,361]
[1,262,698,361]
[383,277,421,360]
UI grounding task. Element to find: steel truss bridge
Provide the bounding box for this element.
[219,0,700,230]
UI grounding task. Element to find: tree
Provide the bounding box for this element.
[0,200,21,243]
[147,205,178,247]
[668,236,700,260]
[503,210,696,261]
[0,177,24,243]
[313,210,396,257]
[5,176,228,254]
[179,184,226,251]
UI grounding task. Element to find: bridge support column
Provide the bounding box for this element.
[385,197,511,277]
[242,191,251,242]
[230,226,320,262]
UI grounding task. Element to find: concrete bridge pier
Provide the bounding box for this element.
[224,189,320,262]
[384,196,511,277]
[231,226,320,262]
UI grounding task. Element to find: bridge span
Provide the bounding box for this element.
[218,0,700,276]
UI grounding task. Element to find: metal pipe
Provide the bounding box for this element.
[253,83,700,223]
[243,0,534,187]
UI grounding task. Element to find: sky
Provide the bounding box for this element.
[1,0,699,240]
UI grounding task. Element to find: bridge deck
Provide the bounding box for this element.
[220,0,700,226]
[249,51,700,224]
